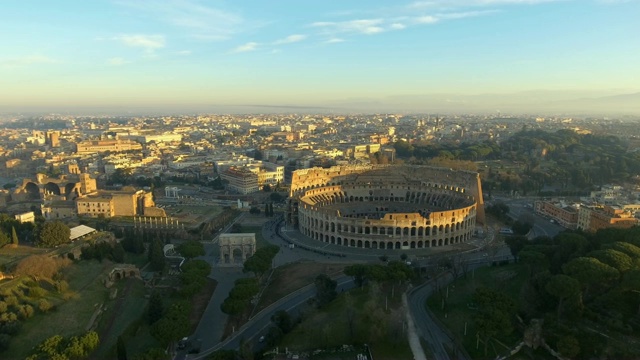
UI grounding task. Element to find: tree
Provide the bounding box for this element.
[9,226,18,246]
[147,291,164,325]
[0,231,9,248]
[117,336,128,360]
[588,249,633,273]
[314,274,337,307]
[269,192,284,202]
[15,255,71,280]
[505,235,528,259]
[519,250,549,276]
[545,274,581,319]
[262,184,272,192]
[264,204,269,217]
[112,243,125,263]
[472,287,516,356]
[177,240,205,259]
[149,239,166,272]
[271,310,292,334]
[562,257,620,299]
[557,335,580,359]
[344,264,368,287]
[37,221,70,247]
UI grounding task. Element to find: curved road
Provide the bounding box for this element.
[189,276,355,359]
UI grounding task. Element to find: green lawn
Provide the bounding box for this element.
[426,263,529,359]
[93,278,149,359]
[280,284,413,360]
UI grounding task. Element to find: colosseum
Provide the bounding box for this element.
[286,165,484,251]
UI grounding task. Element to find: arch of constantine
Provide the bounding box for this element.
[286,165,485,251]
[219,233,256,265]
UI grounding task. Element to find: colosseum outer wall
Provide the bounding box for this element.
[286,165,485,251]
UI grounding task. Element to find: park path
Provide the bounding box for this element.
[403,293,427,360]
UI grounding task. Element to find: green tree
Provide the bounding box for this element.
[11,226,19,246]
[588,249,633,273]
[472,287,516,356]
[269,192,284,202]
[545,274,581,319]
[271,310,292,334]
[117,336,128,360]
[519,250,549,276]
[177,240,205,259]
[149,239,166,272]
[147,291,164,325]
[112,242,125,263]
[557,335,580,359]
[563,257,620,299]
[0,231,9,247]
[344,264,368,287]
[37,221,70,247]
[314,274,337,307]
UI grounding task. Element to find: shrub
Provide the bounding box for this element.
[4,296,18,307]
[55,280,69,293]
[38,299,53,313]
[28,286,46,299]
[19,304,34,319]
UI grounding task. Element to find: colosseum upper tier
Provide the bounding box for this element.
[286,165,485,251]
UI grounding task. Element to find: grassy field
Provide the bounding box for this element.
[426,263,530,359]
[241,225,269,249]
[0,246,49,269]
[280,284,413,360]
[93,278,148,359]
[3,260,111,359]
[257,262,346,312]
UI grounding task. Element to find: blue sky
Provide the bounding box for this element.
[1,0,639,112]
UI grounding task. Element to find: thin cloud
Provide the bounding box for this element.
[311,19,386,35]
[415,15,439,24]
[390,23,407,30]
[106,57,129,66]
[232,42,259,53]
[0,55,57,68]
[273,34,307,45]
[115,34,165,52]
[114,0,243,41]
[325,38,346,43]
[409,0,561,8]
[176,50,192,56]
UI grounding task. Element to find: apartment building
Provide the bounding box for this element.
[577,205,639,232]
[220,166,259,195]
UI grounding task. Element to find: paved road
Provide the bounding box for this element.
[189,276,355,359]
[500,197,564,238]
[407,252,515,360]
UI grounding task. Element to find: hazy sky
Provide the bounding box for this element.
[1,0,639,111]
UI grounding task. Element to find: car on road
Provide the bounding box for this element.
[259,336,265,343]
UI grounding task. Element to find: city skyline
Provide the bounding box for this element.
[1,0,639,114]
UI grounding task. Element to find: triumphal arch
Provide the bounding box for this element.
[218,233,256,266]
